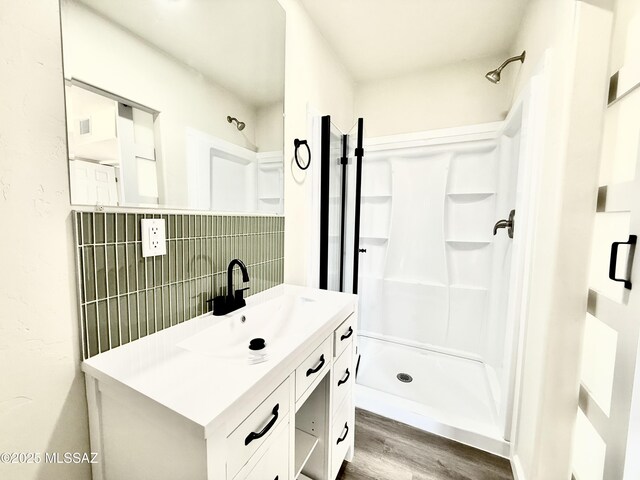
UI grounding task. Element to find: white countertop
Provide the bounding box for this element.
[82,284,356,437]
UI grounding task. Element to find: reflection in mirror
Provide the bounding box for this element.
[61,0,285,214]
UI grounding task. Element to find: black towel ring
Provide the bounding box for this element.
[294,139,311,170]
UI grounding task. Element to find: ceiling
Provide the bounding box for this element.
[75,0,285,108]
[299,0,530,82]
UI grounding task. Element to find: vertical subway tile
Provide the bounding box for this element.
[136,243,146,291]
[124,214,134,242]
[188,215,195,237]
[116,244,127,295]
[82,212,94,244]
[162,286,170,329]
[176,215,183,238]
[155,288,163,330]
[86,303,98,357]
[129,293,139,341]
[154,256,162,288]
[95,245,107,300]
[106,244,117,297]
[75,212,83,246]
[116,214,126,243]
[95,213,105,244]
[195,215,201,237]
[109,297,119,349]
[74,212,284,358]
[176,282,184,323]
[119,295,130,345]
[138,291,148,338]
[161,253,169,285]
[146,289,156,334]
[135,215,143,241]
[105,214,116,243]
[97,300,109,353]
[169,285,177,326]
[176,240,184,282]
[77,247,86,303]
[169,240,176,283]
[168,215,176,240]
[83,246,96,303]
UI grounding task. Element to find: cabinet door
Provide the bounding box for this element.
[240,422,289,480]
[330,396,353,480]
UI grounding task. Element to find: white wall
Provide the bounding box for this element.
[277,0,355,286]
[62,0,259,208]
[0,1,91,479]
[355,55,512,137]
[506,1,614,479]
[256,101,284,152]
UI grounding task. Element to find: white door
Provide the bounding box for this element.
[572,2,640,478]
[69,159,119,206]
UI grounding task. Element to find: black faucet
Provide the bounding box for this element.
[207,259,250,316]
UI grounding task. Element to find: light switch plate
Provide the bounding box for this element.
[141,219,167,257]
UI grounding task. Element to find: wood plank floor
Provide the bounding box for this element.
[336,409,513,480]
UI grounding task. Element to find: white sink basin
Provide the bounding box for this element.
[177,294,318,362]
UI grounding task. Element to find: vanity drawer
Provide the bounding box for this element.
[295,337,332,401]
[227,379,290,479]
[332,343,353,415]
[333,315,355,358]
[330,395,353,480]
[237,421,289,480]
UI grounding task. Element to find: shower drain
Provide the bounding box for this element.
[397,373,413,383]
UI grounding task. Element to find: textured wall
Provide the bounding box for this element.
[0,0,91,478]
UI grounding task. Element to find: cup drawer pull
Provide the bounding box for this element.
[336,422,349,444]
[306,354,326,377]
[244,404,279,446]
[338,369,351,387]
[340,326,353,341]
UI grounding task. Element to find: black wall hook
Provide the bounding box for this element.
[294,138,311,170]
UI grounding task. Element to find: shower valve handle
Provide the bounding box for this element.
[493,210,515,239]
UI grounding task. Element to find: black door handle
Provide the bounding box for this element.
[340,326,353,341]
[359,248,367,253]
[338,369,351,386]
[337,422,349,444]
[609,235,636,290]
[244,404,279,446]
[306,354,325,377]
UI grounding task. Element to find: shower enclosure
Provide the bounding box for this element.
[320,104,533,456]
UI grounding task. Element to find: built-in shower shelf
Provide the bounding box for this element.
[446,240,491,247]
[362,193,392,199]
[447,192,495,200]
[258,196,281,201]
[360,235,389,242]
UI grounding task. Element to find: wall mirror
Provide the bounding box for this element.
[60,0,285,214]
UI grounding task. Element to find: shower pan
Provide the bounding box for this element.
[319,105,533,457]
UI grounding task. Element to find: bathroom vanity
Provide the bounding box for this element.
[82,285,357,480]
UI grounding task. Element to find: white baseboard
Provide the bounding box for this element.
[511,454,526,480]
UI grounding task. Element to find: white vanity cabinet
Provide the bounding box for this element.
[82,285,357,480]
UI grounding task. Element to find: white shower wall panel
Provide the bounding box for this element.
[358,134,504,362]
[359,277,449,348]
[384,154,450,285]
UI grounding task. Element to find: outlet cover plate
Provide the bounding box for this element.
[141,219,167,257]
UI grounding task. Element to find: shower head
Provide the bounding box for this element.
[485,51,526,84]
[227,115,246,131]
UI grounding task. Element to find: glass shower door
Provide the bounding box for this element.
[319,116,364,294]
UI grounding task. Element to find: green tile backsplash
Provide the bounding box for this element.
[73,211,285,359]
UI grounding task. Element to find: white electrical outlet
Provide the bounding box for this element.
[141,219,167,258]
